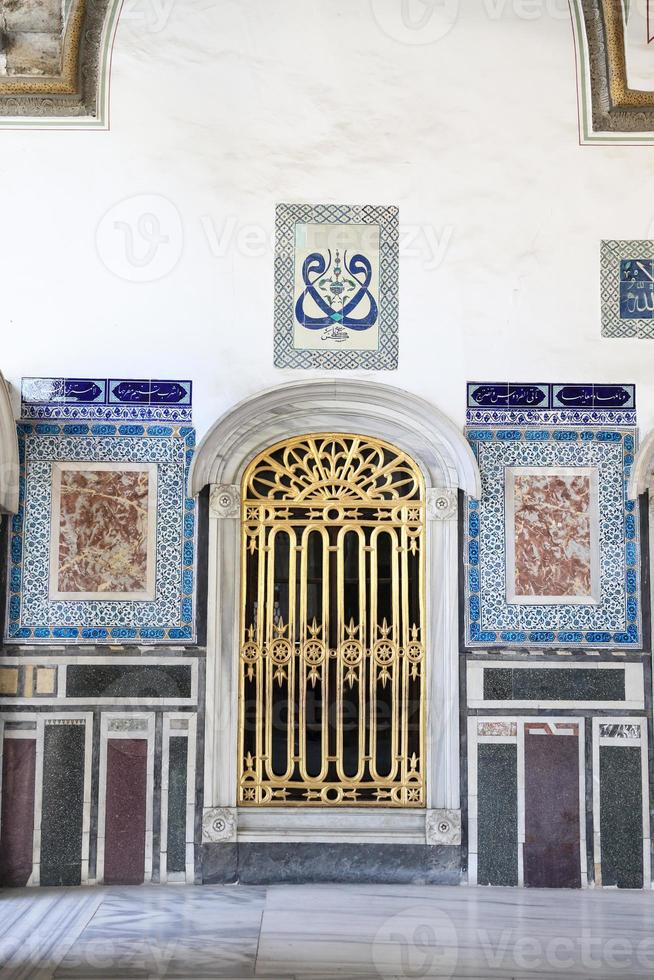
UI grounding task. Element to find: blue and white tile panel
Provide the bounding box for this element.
[467,382,636,427]
[21,378,192,423]
[6,421,196,644]
[465,427,641,649]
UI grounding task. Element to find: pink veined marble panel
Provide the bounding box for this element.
[478,721,517,737]
[56,469,151,594]
[512,474,592,598]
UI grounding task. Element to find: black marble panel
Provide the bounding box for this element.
[483,668,625,703]
[600,745,643,889]
[167,737,187,874]
[242,843,461,885]
[40,723,85,887]
[477,743,518,886]
[201,843,462,885]
[201,843,238,884]
[66,664,193,700]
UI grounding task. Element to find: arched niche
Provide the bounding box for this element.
[190,380,480,848]
[628,430,654,501]
[0,373,19,515]
[190,380,480,498]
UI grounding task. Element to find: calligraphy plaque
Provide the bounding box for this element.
[602,240,654,339]
[293,223,381,352]
[274,204,399,370]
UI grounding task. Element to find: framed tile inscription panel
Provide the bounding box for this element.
[465,428,640,649]
[274,203,399,370]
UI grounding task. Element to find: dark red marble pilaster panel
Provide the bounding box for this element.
[104,739,148,885]
[524,727,581,889]
[0,739,36,886]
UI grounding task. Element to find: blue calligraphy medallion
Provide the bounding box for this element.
[620,259,654,320]
[295,249,378,343]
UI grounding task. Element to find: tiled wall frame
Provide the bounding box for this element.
[273,203,399,370]
[6,421,197,644]
[464,427,641,649]
[468,716,588,888]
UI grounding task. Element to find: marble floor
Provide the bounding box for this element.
[1,884,654,979]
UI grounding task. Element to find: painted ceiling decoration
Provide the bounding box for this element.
[0,0,121,128]
[572,0,654,144]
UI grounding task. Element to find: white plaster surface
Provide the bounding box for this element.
[0,1,650,439]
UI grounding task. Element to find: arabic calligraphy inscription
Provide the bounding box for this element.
[293,222,381,352]
[620,259,654,319]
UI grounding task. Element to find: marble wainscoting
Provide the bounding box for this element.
[3,884,654,978]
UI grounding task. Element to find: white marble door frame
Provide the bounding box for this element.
[190,381,481,846]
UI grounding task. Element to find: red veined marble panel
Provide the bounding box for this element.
[56,468,151,594]
[512,473,593,599]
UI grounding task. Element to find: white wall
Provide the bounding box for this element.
[1,0,652,440]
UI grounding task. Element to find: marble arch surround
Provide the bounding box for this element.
[189,380,481,847]
[0,372,19,514]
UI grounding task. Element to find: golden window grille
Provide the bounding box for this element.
[238,434,426,807]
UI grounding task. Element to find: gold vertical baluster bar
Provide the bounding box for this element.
[298,527,330,784]
[335,528,344,783]
[335,526,366,785]
[358,523,367,788]
[369,527,400,784]
[400,510,411,797]
[321,527,330,784]
[237,517,248,802]
[368,526,379,786]
[286,525,297,785]
[255,512,267,799]
[389,527,400,783]
[297,527,309,784]
[263,524,276,784]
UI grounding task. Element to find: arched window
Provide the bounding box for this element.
[238,434,425,807]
